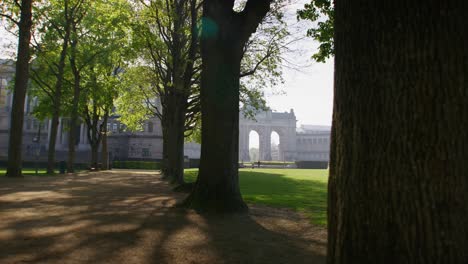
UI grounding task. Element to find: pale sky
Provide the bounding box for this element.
[267,0,334,127]
[0,0,334,129]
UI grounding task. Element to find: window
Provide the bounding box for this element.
[142,148,151,157]
[148,122,154,133]
[112,123,118,132]
[107,123,111,132]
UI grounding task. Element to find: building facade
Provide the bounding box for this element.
[0,59,330,164]
[239,109,331,162]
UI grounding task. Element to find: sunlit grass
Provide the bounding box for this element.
[0,168,59,176]
[185,168,329,226]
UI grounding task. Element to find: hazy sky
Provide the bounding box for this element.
[0,0,334,128]
[268,0,334,127]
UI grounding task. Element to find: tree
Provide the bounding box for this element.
[130,0,201,185]
[1,0,33,177]
[40,0,75,174]
[183,0,274,213]
[328,1,468,262]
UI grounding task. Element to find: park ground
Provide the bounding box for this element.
[0,169,327,263]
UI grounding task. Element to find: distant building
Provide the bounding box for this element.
[0,59,330,164]
[239,109,330,162]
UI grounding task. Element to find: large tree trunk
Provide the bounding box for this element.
[6,0,33,178]
[184,38,245,212]
[164,95,186,185]
[183,0,272,213]
[328,1,468,263]
[161,114,170,178]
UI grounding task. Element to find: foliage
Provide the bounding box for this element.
[185,168,329,225]
[297,0,334,63]
[240,4,289,118]
[114,66,155,131]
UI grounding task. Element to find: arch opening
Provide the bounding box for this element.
[248,130,259,162]
[271,131,281,161]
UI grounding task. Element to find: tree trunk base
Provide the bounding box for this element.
[181,185,249,214]
[173,182,195,193]
[5,169,23,178]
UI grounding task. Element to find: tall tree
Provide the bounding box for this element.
[131,0,201,185]
[183,0,273,212]
[328,1,468,262]
[66,0,131,171]
[43,0,73,174]
[2,0,33,177]
[28,0,83,174]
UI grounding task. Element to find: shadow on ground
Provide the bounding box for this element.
[0,170,326,264]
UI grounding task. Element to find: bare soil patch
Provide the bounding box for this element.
[0,170,326,264]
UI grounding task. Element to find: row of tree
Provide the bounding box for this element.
[3,0,466,262]
[1,0,288,181]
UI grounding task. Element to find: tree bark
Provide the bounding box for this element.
[328,1,468,263]
[86,108,107,170]
[47,114,60,173]
[6,0,33,178]
[161,119,170,178]
[183,0,272,212]
[101,125,108,170]
[90,143,99,170]
[164,95,186,185]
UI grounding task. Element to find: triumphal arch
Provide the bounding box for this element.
[239,109,298,162]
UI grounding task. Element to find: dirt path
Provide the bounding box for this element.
[0,170,326,264]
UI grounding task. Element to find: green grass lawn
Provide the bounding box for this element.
[185,168,328,226]
[0,168,59,176]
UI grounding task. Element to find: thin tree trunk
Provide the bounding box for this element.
[47,114,60,173]
[67,38,81,173]
[90,144,99,170]
[46,20,71,174]
[6,0,33,177]
[101,126,108,170]
[328,1,468,263]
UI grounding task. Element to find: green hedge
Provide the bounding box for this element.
[113,161,161,170]
[242,161,295,166]
[295,161,329,169]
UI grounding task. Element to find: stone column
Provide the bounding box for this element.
[264,130,272,161]
[238,125,250,162]
[259,128,272,161]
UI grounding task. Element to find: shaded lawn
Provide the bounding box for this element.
[185,168,328,226]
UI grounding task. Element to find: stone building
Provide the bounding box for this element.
[239,109,331,162]
[0,59,330,164]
